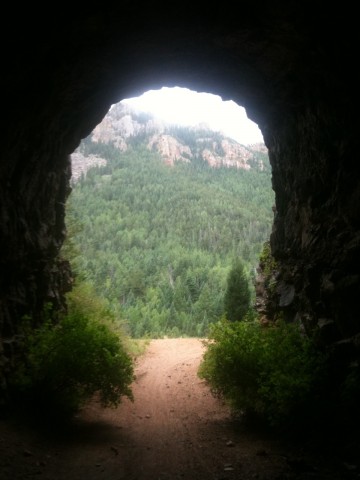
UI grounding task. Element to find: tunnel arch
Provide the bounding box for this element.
[1,4,359,405]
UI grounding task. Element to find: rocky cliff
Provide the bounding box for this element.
[72,102,267,177]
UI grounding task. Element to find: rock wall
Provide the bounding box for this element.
[268,107,360,371]
[0,4,359,404]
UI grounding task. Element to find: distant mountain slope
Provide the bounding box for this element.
[71,102,268,182]
[67,102,273,338]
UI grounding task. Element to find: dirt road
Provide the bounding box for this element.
[0,338,357,479]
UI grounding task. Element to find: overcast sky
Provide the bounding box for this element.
[121,87,264,145]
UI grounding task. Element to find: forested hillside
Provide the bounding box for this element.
[66,131,274,338]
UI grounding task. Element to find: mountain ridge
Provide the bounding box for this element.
[71,102,268,182]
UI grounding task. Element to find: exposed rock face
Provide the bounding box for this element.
[70,152,107,184]
[147,134,192,165]
[0,4,359,409]
[84,102,266,169]
[201,140,252,169]
[92,103,166,142]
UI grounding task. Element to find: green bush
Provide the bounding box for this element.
[11,284,135,417]
[198,316,328,429]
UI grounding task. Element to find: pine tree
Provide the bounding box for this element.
[224,259,251,322]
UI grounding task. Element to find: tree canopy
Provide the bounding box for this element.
[66,133,274,337]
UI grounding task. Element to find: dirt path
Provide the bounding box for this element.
[0,338,357,479]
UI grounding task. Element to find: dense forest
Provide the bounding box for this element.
[66,132,274,337]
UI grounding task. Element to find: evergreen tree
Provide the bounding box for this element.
[224,259,251,322]
[68,140,274,337]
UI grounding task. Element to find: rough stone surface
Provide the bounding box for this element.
[0,4,359,408]
[70,153,107,184]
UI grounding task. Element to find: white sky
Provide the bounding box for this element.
[121,87,264,145]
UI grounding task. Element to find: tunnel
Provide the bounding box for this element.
[1,3,359,424]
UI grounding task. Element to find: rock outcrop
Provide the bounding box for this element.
[82,101,266,169]
[70,152,107,183]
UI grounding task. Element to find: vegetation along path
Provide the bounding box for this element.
[0,338,357,479]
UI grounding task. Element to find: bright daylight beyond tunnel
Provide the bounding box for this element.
[66,86,274,339]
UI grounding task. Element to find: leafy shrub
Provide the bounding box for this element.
[198,316,328,429]
[11,284,135,417]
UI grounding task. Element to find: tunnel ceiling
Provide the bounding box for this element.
[0,3,359,401]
